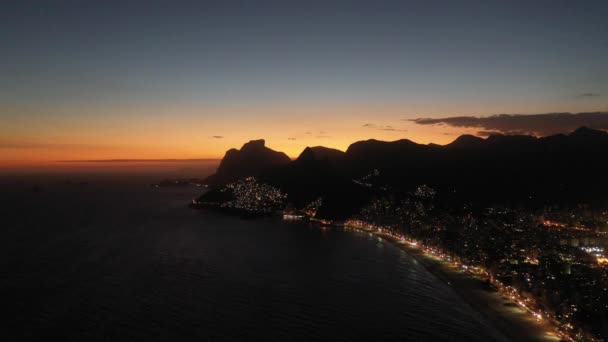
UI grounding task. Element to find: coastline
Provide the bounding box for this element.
[341,225,562,342]
[191,206,564,341]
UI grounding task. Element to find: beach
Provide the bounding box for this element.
[344,226,563,342]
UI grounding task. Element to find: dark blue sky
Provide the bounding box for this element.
[1,0,608,162]
[3,0,607,107]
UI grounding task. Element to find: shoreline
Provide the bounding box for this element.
[341,225,563,342]
[192,208,565,341]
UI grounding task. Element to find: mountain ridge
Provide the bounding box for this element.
[203,139,291,186]
[200,127,608,218]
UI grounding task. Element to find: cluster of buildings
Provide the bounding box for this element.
[195,177,287,214]
[350,187,608,341]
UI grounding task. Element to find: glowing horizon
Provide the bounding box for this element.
[3,104,608,168]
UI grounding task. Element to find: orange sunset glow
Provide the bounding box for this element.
[3,101,606,170]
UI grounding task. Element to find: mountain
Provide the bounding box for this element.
[295,146,345,164]
[345,138,422,158]
[445,134,485,149]
[261,146,367,219]
[199,127,608,219]
[340,127,608,206]
[203,139,291,186]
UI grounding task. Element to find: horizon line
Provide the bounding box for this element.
[58,158,221,163]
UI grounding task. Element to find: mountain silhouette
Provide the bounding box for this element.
[295,146,345,164]
[204,139,291,186]
[445,134,485,149]
[201,127,608,218]
[261,146,366,219]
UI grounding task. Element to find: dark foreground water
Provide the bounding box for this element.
[0,175,507,341]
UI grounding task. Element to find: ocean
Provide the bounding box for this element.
[0,174,507,341]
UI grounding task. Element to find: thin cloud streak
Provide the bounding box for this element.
[363,123,407,132]
[411,112,608,136]
[0,141,113,149]
[576,93,600,98]
[58,158,219,163]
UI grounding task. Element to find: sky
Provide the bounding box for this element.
[1,0,607,167]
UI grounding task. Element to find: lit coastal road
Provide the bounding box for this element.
[341,224,564,342]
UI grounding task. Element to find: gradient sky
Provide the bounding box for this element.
[2,0,607,166]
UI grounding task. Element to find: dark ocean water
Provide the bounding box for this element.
[0,175,507,341]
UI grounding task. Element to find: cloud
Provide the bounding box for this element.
[59,158,219,163]
[363,123,407,132]
[0,141,49,149]
[476,129,531,137]
[577,93,600,98]
[211,135,224,139]
[475,131,500,137]
[0,140,111,149]
[411,112,608,136]
[315,131,332,138]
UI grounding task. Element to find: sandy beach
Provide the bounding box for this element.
[346,227,563,342]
